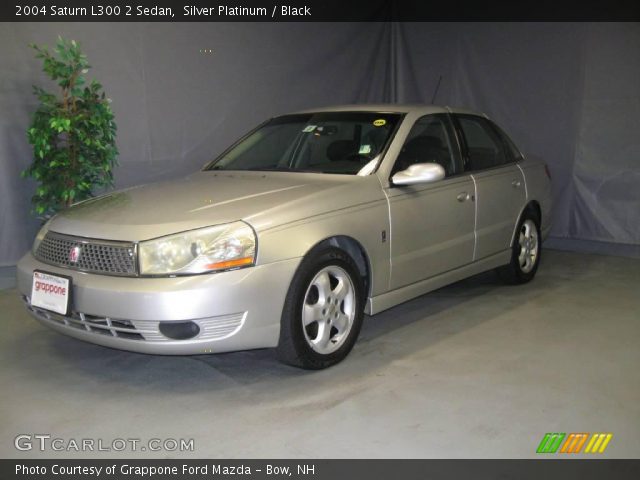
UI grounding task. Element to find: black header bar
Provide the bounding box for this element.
[3,0,640,22]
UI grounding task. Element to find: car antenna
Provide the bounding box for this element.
[431,75,443,104]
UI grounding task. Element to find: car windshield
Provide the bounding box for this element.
[205,112,402,175]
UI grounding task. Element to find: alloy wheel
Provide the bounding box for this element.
[518,219,539,274]
[301,265,356,355]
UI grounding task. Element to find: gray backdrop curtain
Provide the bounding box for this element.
[1,22,638,267]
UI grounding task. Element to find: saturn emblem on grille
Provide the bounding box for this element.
[69,245,81,263]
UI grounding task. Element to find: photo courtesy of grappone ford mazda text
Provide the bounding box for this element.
[18,105,552,369]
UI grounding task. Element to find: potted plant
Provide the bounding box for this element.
[23,37,118,218]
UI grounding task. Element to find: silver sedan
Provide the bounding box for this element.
[17,105,552,369]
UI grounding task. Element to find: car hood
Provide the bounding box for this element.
[49,171,383,241]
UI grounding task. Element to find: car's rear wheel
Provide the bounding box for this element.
[276,247,365,369]
[497,211,541,284]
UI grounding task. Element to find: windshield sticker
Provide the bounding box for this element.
[373,119,386,127]
[359,144,372,155]
[302,125,316,133]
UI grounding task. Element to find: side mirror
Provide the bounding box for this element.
[391,163,445,186]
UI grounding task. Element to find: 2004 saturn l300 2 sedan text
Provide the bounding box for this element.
[17,104,552,369]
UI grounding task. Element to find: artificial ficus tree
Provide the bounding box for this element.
[23,37,118,218]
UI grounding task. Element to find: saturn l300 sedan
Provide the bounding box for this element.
[18,105,552,369]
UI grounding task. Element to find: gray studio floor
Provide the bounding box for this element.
[1,249,638,458]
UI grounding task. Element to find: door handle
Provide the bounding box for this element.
[457,192,470,202]
[511,180,522,188]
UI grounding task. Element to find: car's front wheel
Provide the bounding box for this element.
[276,247,365,369]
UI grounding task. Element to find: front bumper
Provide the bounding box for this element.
[17,252,300,355]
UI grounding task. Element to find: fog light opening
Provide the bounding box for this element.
[159,321,200,340]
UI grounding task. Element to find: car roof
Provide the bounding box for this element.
[290,104,485,117]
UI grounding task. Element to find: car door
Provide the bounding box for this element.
[386,114,476,290]
[453,114,526,260]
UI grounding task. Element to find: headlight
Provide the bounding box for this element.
[139,221,256,276]
[32,218,52,254]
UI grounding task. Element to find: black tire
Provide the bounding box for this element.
[276,247,365,369]
[497,210,542,285]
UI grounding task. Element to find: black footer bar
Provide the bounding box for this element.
[3,459,640,480]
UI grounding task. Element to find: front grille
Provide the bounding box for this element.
[25,298,146,341]
[35,232,137,276]
[23,296,246,343]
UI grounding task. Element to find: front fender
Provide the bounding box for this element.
[255,199,390,298]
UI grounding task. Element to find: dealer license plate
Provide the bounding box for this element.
[31,271,71,316]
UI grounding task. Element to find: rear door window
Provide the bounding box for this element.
[456,115,508,171]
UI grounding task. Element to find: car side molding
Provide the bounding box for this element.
[366,250,511,315]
